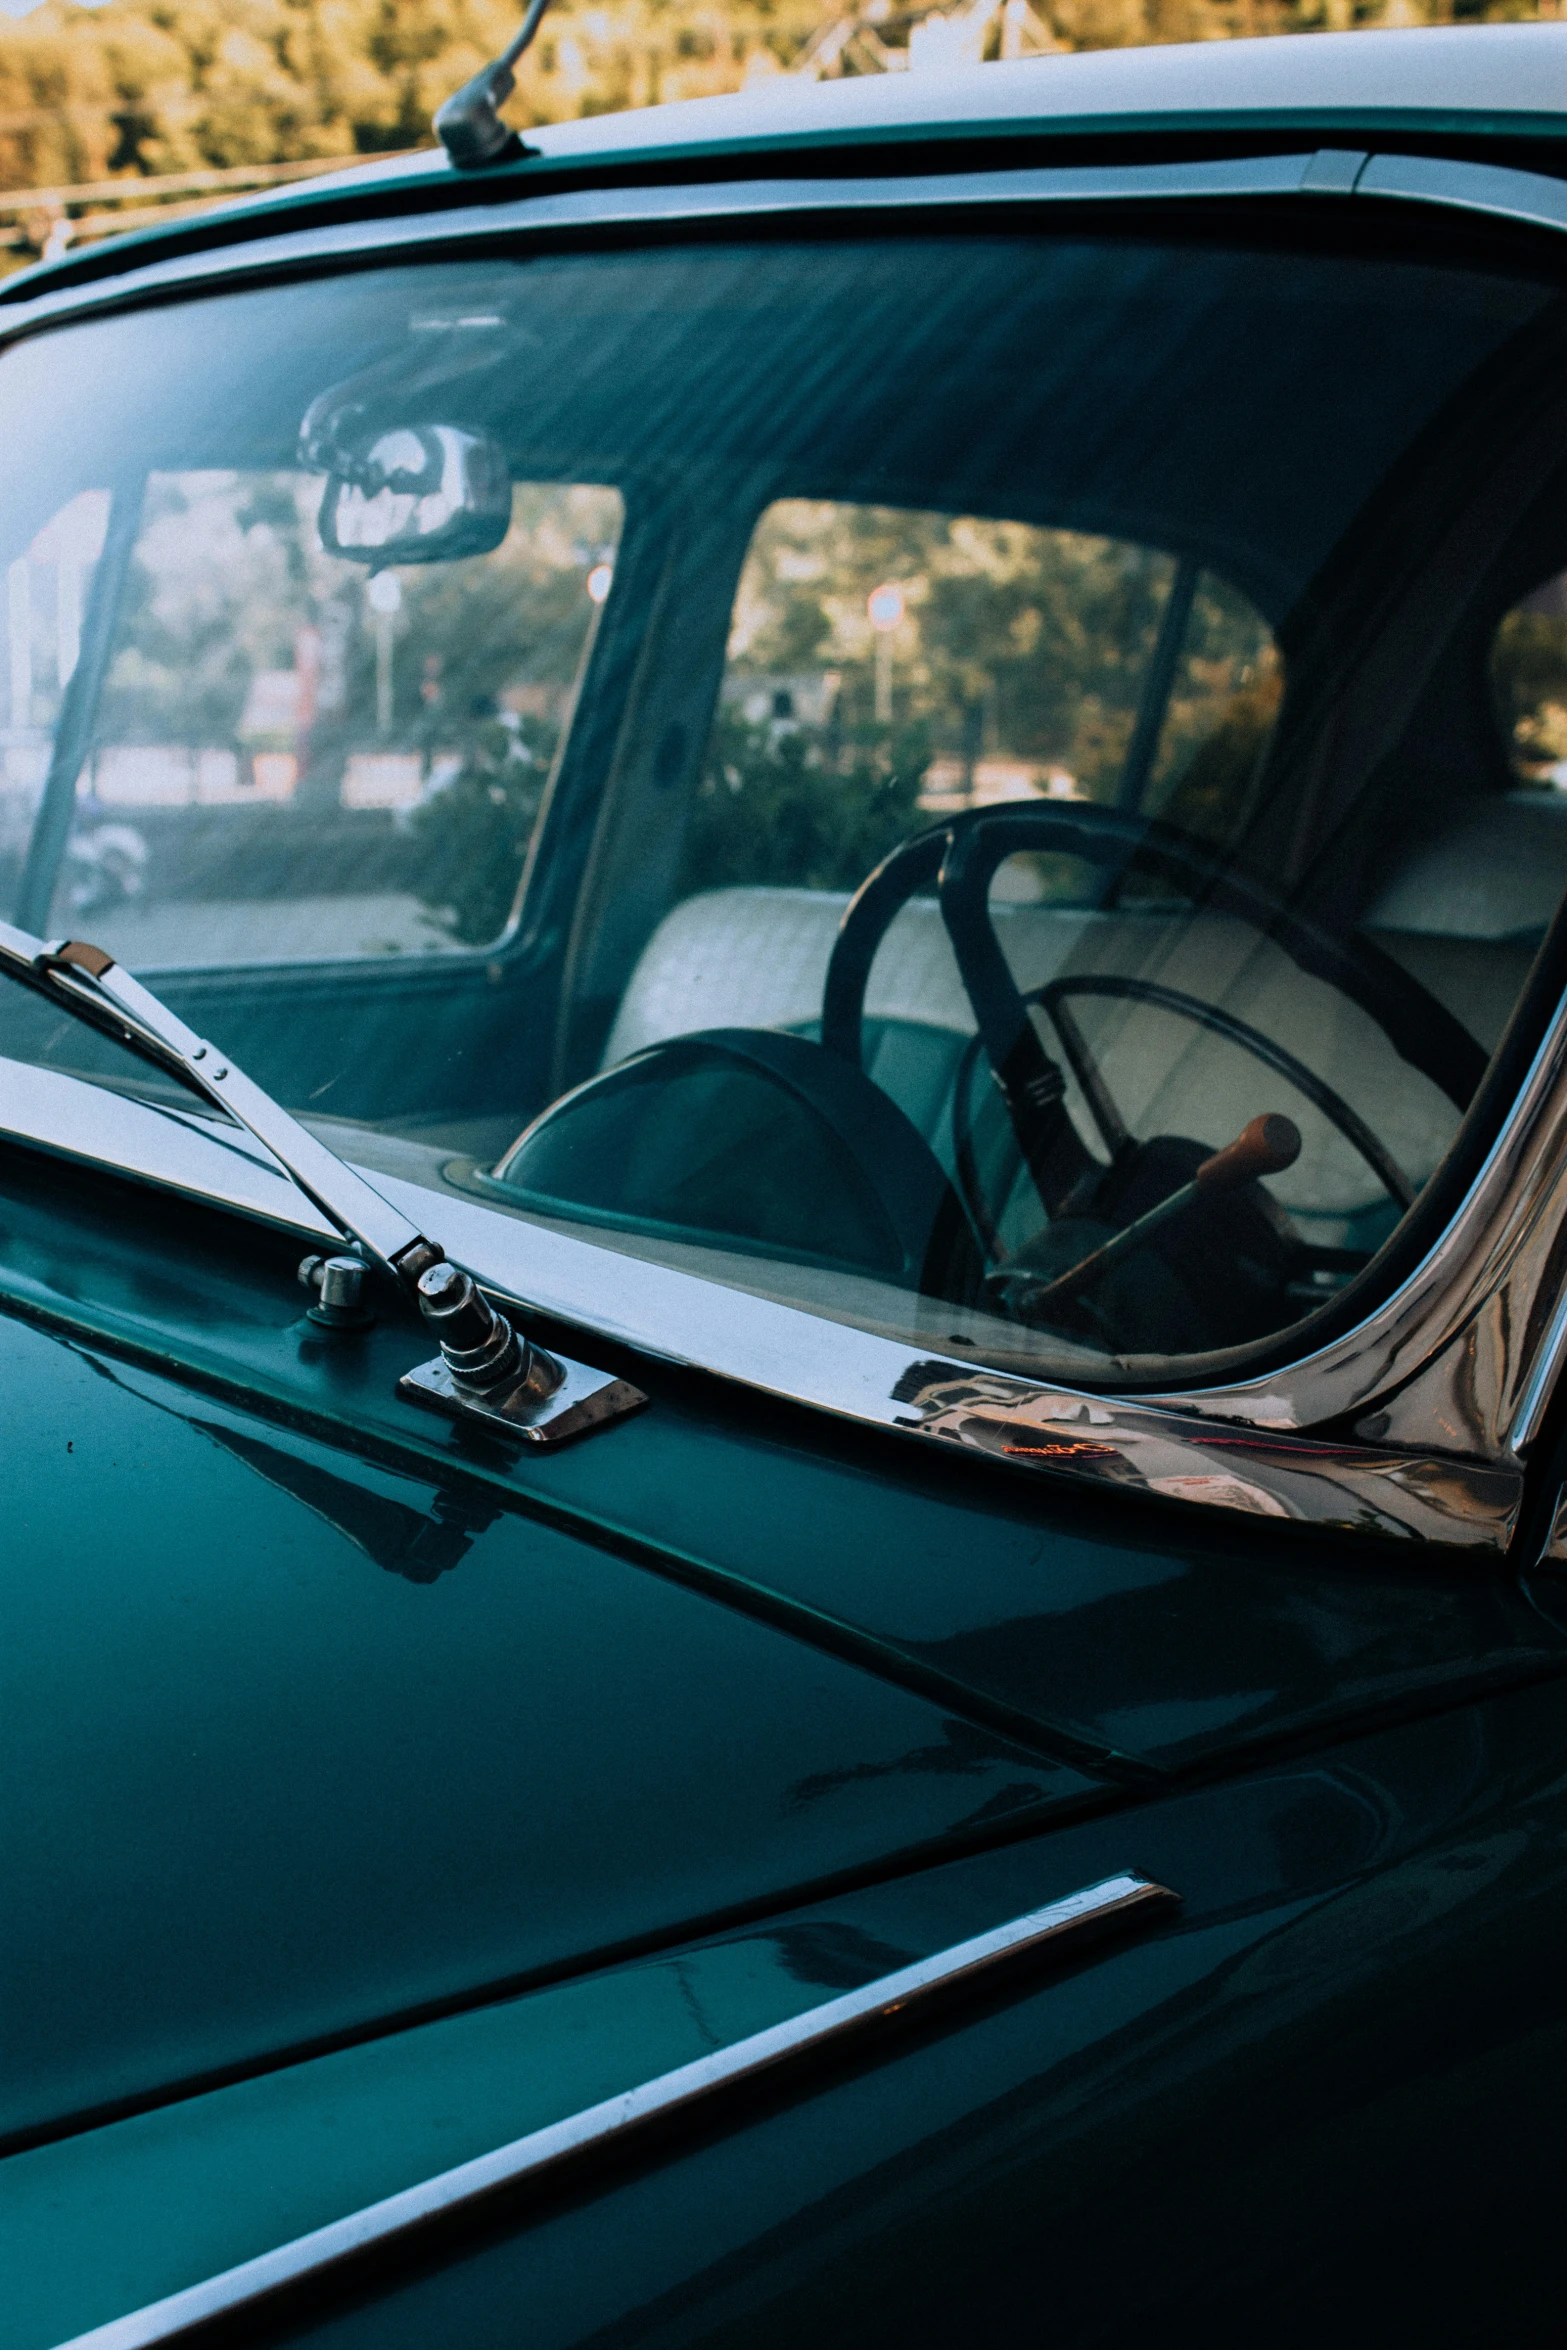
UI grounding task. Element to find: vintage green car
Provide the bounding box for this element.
[11,19,1567,2344]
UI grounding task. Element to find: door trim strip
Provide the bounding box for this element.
[49,1872,1176,2350]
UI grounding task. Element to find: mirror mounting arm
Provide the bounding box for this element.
[434,0,553,172]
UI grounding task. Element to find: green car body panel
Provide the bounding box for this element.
[11,24,1567,2347]
[6,1136,1567,2344]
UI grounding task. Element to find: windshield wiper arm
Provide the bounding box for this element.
[0,919,443,1285]
[0,921,645,1446]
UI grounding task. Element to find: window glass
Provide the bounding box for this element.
[0,235,1560,1381]
[607,499,1442,1326]
[1493,568,1567,791]
[681,499,1278,910]
[28,470,619,967]
[0,488,111,916]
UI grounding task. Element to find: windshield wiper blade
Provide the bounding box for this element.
[0,921,646,1446]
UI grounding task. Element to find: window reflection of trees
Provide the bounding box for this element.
[79,472,622,956]
[684,498,1280,903]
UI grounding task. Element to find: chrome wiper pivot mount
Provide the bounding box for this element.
[0,924,644,1446]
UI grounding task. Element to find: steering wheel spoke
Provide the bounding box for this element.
[933,819,1098,1218]
[1038,987,1130,1162]
[1036,973,1417,1213]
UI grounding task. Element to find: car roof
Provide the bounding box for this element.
[6,22,1567,307]
[514,22,1567,162]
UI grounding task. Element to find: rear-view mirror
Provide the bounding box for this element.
[315,423,512,564]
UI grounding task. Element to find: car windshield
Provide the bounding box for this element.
[0,221,1562,1381]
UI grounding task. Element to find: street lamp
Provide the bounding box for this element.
[368,568,401,734]
[867,581,903,725]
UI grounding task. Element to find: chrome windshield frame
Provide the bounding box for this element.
[2,142,1567,1549]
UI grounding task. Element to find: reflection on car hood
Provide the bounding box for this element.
[5,1132,1567,2156]
[0,1312,1094,2155]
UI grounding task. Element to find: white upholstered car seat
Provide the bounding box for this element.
[602,796,1563,1228]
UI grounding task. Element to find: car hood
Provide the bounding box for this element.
[7,1130,1566,2160]
[0,1309,1095,2156]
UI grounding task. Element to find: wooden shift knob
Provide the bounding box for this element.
[1194,1112,1301,1193]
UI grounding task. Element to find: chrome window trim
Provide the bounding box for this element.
[0,154,1330,341]
[3,143,1567,350]
[0,1057,338,1244]
[344,1172,1529,1551]
[50,1873,1175,2350]
[4,142,1567,1543]
[1359,150,1567,236]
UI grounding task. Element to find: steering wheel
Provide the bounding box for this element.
[820,804,1486,1331]
[942,969,1419,1251]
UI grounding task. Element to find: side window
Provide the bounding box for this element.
[607,496,1285,1162]
[677,498,1279,909]
[1356,565,1567,1029]
[1492,567,1567,789]
[0,488,112,921]
[34,471,621,968]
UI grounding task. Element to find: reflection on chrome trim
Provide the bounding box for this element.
[0,1048,1541,1541]
[366,1174,1523,1547]
[1535,1483,1567,1570]
[0,1059,1528,1548]
[889,1365,1519,1549]
[1206,981,1567,1461]
[50,1873,1176,2350]
[0,1055,337,1242]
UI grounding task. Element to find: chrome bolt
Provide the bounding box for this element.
[298,1251,375,1330]
[417,1261,525,1389]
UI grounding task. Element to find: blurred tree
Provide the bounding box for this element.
[681,704,930,894]
[407,710,554,942]
[723,498,1181,800]
[0,0,1544,226]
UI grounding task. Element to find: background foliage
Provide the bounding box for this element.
[0,0,1553,200]
[679,498,1280,899]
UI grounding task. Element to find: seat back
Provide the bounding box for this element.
[604,877,1532,1222]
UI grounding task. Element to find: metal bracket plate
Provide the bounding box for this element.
[399,1349,646,1446]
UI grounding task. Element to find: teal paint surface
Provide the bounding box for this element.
[0,1924,891,2350]
[0,1306,1092,2149]
[3,1030,1567,2347]
[0,1734,1406,2350]
[185,1683,1567,2347]
[16,1678,1567,2349]
[0,1146,1559,1795]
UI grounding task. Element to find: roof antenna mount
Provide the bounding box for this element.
[434,0,553,172]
